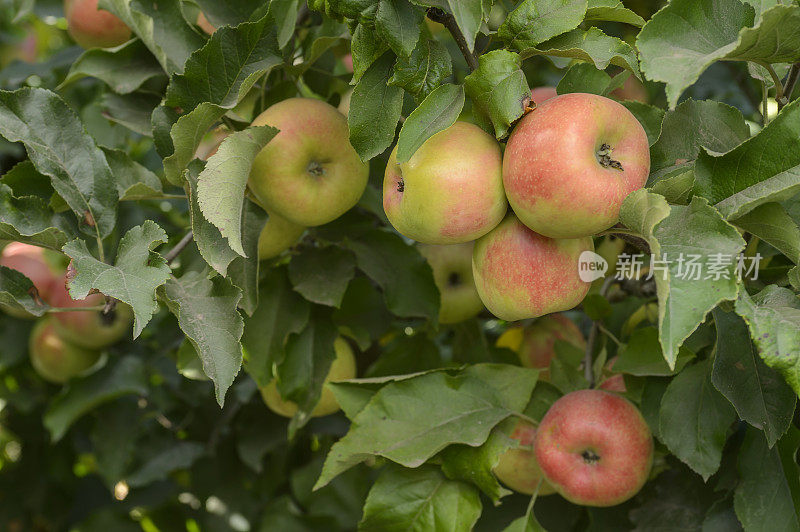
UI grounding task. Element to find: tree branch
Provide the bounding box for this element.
[426,8,479,71]
[164,231,194,265]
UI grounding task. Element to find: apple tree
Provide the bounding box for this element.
[0,0,799,529]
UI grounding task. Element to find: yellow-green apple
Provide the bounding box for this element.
[248,98,369,227]
[29,318,101,383]
[496,313,585,378]
[383,122,506,244]
[64,0,131,49]
[49,278,133,350]
[473,214,593,321]
[338,89,352,116]
[418,243,483,324]
[493,418,556,496]
[260,336,356,418]
[503,93,650,239]
[530,86,557,105]
[258,212,306,260]
[0,242,61,304]
[197,12,216,35]
[534,389,653,506]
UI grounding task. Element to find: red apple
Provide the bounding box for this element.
[29,318,101,383]
[503,93,650,239]
[530,86,557,105]
[534,389,653,506]
[248,98,369,227]
[493,418,556,496]
[472,214,593,321]
[0,243,61,303]
[611,76,648,103]
[598,357,626,392]
[64,0,131,49]
[342,53,353,73]
[49,278,133,350]
[383,122,507,244]
[497,313,586,378]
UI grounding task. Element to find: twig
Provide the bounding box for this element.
[597,323,622,347]
[47,305,106,313]
[426,8,479,71]
[759,62,785,104]
[781,62,800,110]
[164,231,194,265]
[584,322,598,386]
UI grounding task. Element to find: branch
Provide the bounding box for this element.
[781,62,800,111]
[759,62,785,104]
[164,231,194,265]
[426,8,479,71]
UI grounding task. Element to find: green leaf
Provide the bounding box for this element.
[315,364,538,488]
[227,199,268,316]
[195,0,262,26]
[288,246,356,307]
[43,356,148,442]
[649,99,750,173]
[585,0,645,26]
[348,52,404,161]
[519,28,640,77]
[620,101,664,146]
[694,99,800,220]
[446,0,485,53]
[0,266,50,316]
[711,308,795,447]
[388,38,452,102]
[60,40,164,94]
[366,333,443,378]
[439,418,515,502]
[732,202,800,263]
[99,0,205,74]
[101,92,161,137]
[375,0,423,58]
[498,0,587,50]
[242,267,311,387]
[197,126,278,257]
[351,23,391,84]
[63,221,170,338]
[0,183,77,250]
[91,399,140,486]
[162,271,244,406]
[620,191,746,368]
[734,427,800,531]
[343,229,439,321]
[126,441,205,488]
[0,88,118,238]
[333,276,394,350]
[268,0,303,48]
[463,50,530,139]
[735,285,800,397]
[659,359,737,480]
[396,84,464,163]
[359,465,482,531]
[556,62,614,95]
[102,148,163,201]
[614,327,695,376]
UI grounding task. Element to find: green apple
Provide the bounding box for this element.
[503,93,650,239]
[535,389,653,506]
[493,418,556,496]
[418,243,483,324]
[248,98,369,227]
[258,212,306,260]
[260,337,356,418]
[383,121,507,244]
[64,0,131,49]
[473,214,593,321]
[29,318,101,384]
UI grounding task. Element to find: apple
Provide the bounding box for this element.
[197,12,216,35]
[0,242,62,305]
[29,318,101,383]
[342,53,353,73]
[248,98,369,227]
[530,86,557,105]
[64,0,131,49]
[260,336,356,418]
[338,89,352,116]
[534,389,653,507]
[503,93,650,239]
[497,313,585,378]
[472,214,593,321]
[611,76,648,103]
[383,121,507,244]
[493,418,556,496]
[48,278,133,350]
[418,243,483,324]
[258,212,306,260]
[598,357,626,392]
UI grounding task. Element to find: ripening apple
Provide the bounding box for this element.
[248,98,369,227]
[493,418,556,496]
[383,122,507,244]
[598,357,626,392]
[258,212,306,260]
[611,76,648,103]
[496,313,585,378]
[418,243,483,324]
[503,93,650,239]
[48,279,133,350]
[0,243,63,317]
[29,318,101,383]
[260,337,356,418]
[64,0,131,49]
[530,86,557,105]
[472,214,593,321]
[535,389,653,507]
[197,12,216,35]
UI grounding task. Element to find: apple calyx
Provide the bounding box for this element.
[306,161,326,178]
[447,271,461,287]
[396,178,405,193]
[596,143,623,171]
[581,448,601,464]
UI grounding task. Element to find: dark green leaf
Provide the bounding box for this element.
[498,0,587,49]
[396,83,464,163]
[375,0,423,58]
[388,38,452,102]
[60,40,164,94]
[288,246,356,307]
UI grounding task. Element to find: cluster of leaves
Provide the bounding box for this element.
[0,0,799,530]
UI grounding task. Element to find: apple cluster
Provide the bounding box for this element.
[0,242,133,384]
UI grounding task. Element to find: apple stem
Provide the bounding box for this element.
[426,8,479,72]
